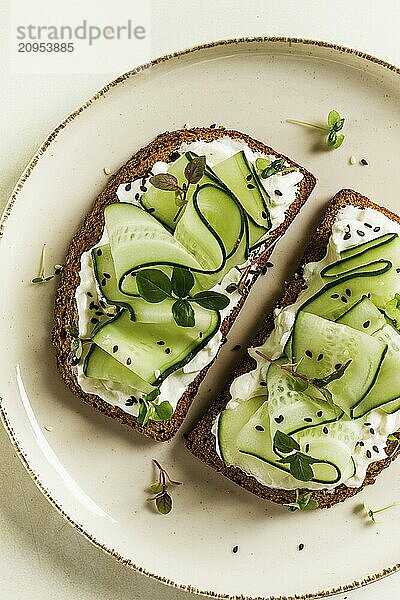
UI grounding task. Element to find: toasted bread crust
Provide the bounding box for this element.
[185,189,400,508]
[52,126,316,441]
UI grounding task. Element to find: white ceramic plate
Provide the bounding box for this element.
[2,38,400,599]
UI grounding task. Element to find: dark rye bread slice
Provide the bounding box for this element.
[185,189,400,508]
[52,126,316,442]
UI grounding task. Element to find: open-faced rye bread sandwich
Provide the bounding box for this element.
[186,189,400,508]
[53,126,316,441]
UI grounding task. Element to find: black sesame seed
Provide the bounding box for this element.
[317,410,323,417]
[298,543,304,551]
[140,185,147,192]
[210,123,217,129]
[99,300,107,309]
[91,317,99,324]
[148,207,156,213]
[363,320,370,328]
[359,441,364,446]
[366,450,372,458]
[275,189,283,196]
[364,422,371,426]
[260,381,268,387]
[165,348,171,354]
[87,291,93,298]
[255,425,264,432]
[125,183,131,191]
[305,444,310,453]
[323,427,329,434]
[265,262,274,268]
[261,210,267,219]
[335,363,342,370]
[345,288,351,297]
[365,222,372,228]
[182,432,188,440]
[344,232,351,240]
[199,332,203,338]
[246,174,252,181]
[101,278,106,287]
[131,271,137,277]
[357,230,365,237]
[96,248,103,257]
[274,415,284,424]
[125,398,134,406]
[331,293,339,299]
[232,344,241,351]
[135,193,140,201]
[126,357,132,366]
[232,545,239,554]
[106,313,116,318]
[112,345,118,353]
[89,301,95,310]
[317,353,323,361]
[360,158,368,166]
[95,311,103,316]
[370,427,375,435]
[103,273,111,279]
[372,445,379,453]
[304,417,313,423]
[341,296,348,303]
[169,151,181,161]
[247,183,256,189]
[305,350,313,358]
[373,226,380,233]
[157,340,165,346]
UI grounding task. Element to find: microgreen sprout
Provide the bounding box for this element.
[31,244,55,284]
[136,266,229,328]
[255,350,351,407]
[147,459,182,515]
[287,109,346,149]
[363,501,398,523]
[149,155,206,222]
[137,392,173,427]
[283,489,318,512]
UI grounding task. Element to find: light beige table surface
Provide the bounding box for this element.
[1,1,400,598]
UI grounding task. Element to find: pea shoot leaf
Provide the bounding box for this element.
[192,290,230,310]
[149,173,180,191]
[171,266,194,298]
[136,269,172,303]
[273,430,300,454]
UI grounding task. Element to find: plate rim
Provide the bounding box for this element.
[2,36,400,599]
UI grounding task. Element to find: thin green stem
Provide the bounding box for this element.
[286,119,329,132]
[39,244,46,278]
[372,502,398,515]
[255,350,332,404]
[173,184,189,222]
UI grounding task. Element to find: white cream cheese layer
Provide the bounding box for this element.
[217,205,400,491]
[75,137,304,418]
